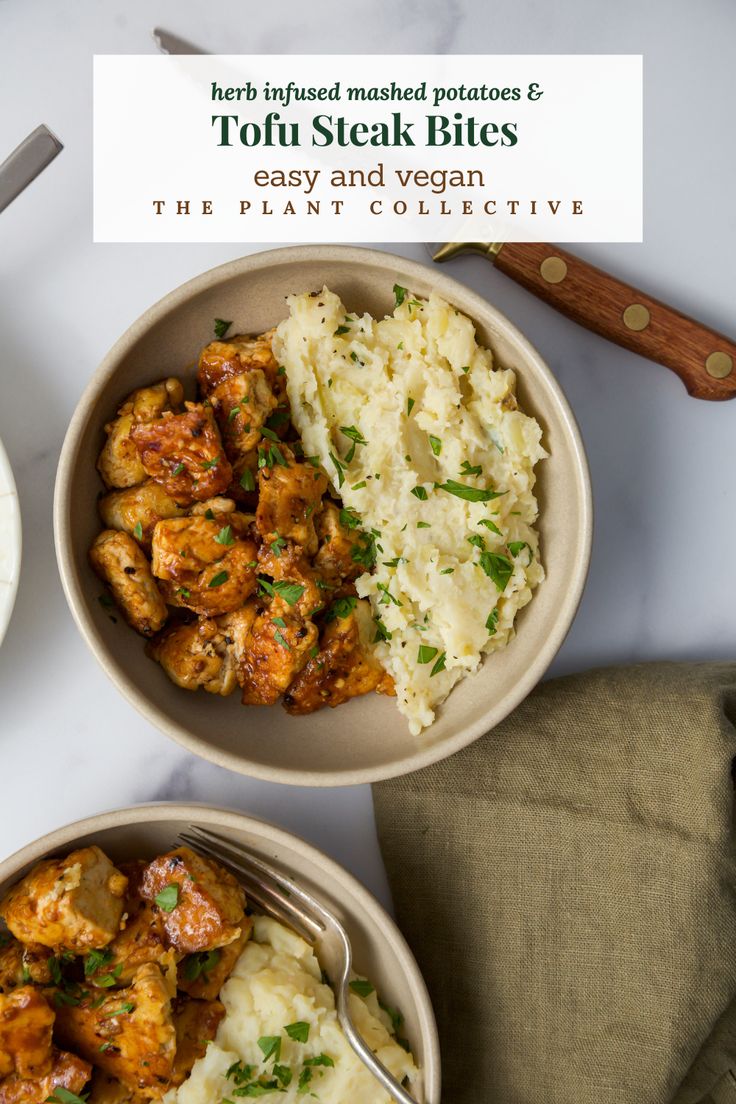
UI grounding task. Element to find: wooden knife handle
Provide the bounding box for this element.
[492,242,736,401]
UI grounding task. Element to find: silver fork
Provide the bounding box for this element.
[178,826,421,1104]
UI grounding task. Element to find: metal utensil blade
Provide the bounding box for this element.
[0,125,63,214]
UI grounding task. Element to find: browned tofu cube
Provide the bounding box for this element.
[90,862,172,987]
[240,601,318,706]
[197,331,283,398]
[98,480,187,549]
[177,918,252,1001]
[0,847,128,953]
[97,379,184,491]
[89,530,168,638]
[150,514,258,618]
[131,404,232,504]
[313,501,365,585]
[170,997,224,1086]
[0,987,54,1079]
[0,1049,91,1104]
[53,963,175,1100]
[255,454,328,556]
[209,369,279,463]
[139,848,245,955]
[0,937,52,995]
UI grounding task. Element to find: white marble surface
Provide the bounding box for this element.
[1,0,734,909]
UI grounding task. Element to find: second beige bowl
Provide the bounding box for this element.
[54,246,592,785]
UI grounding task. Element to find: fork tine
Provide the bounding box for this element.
[178,831,322,942]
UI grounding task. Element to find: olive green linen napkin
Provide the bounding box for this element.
[373,662,736,1104]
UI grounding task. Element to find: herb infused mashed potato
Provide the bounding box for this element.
[165,915,417,1103]
[274,287,546,734]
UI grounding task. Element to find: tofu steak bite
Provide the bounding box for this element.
[130,403,232,504]
[0,987,55,1079]
[150,514,258,617]
[98,481,187,549]
[139,847,245,954]
[90,861,173,987]
[0,847,127,953]
[197,331,283,397]
[146,607,257,696]
[97,379,184,491]
[0,1048,92,1104]
[90,531,168,637]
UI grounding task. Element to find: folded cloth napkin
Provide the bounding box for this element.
[373,662,736,1104]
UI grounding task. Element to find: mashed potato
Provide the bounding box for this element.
[274,287,546,735]
[166,916,416,1104]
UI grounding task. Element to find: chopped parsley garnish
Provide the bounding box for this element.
[437,479,505,503]
[351,480,367,490]
[272,616,286,628]
[397,341,404,350]
[486,608,499,635]
[428,435,442,457]
[259,426,280,442]
[304,1054,335,1068]
[183,949,221,983]
[376,582,402,607]
[240,468,256,492]
[393,284,407,307]
[208,571,229,588]
[417,644,438,664]
[339,507,362,530]
[154,884,179,912]
[440,567,454,575]
[411,485,428,501]
[273,1065,292,1087]
[93,963,123,989]
[324,596,357,622]
[382,557,405,568]
[298,1068,312,1093]
[257,1036,281,1062]
[416,521,430,529]
[309,645,319,658]
[227,406,240,423]
[479,519,502,536]
[460,460,482,476]
[430,652,447,676]
[329,452,346,487]
[265,408,290,430]
[84,948,112,977]
[103,1001,135,1018]
[467,534,485,550]
[349,978,375,997]
[205,509,215,519]
[351,532,377,569]
[270,535,287,557]
[177,587,191,599]
[132,522,143,540]
[334,324,351,336]
[172,462,185,476]
[460,364,471,374]
[214,318,232,339]
[508,541,532,558]
[214,525,234,546]
[285,1021,310,1043]
[480,551,514,592]
[373,617,392,643]
[406,397,415,416]
[201,455,221,470]
[273,629,290,650]
[340,425,367,463]
[46,1089,88,1104]
[276,365,286,376]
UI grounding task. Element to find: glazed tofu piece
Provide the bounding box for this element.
[150,514,258,617]
[239,599,318,706]
[197,331,283,397]
[97,380,184,490]
[0,1049,91,1104]
[255,455,328,556]
[89,530,168,637]
[170,997,225,1086]
[284,599,395,715]
[313,501,365,584]
[209,368,279,461]
[189,496,237,517]
[0,987,54,1079]
[98,481,187,548]
[0,937,51,994]
[256,543,325,620]
[90,862,171,987]
[130,403,232,504]
[147,618,239,696]
[53,963,176,1099]
[139,847,245,955]
[177,919,252,1001]
[0,847,128,953]
[85,1072,140,1104]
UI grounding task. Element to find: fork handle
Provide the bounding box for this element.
[490,242,736,401]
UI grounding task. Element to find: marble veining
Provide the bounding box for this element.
[0,0,734,911]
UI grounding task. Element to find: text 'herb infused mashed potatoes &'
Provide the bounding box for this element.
[274,286,547,735]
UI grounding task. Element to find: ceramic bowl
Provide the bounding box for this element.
[54,245,592,785]
[0,803,440,1103]
[0,434,21,647]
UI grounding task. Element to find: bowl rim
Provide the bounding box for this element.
[0,801,441,1103]
[0,432,22,649]
[54,244,593,786]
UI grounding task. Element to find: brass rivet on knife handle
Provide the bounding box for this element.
[705,351,733,379]
[539,256,567,284]
[623,304,650,331]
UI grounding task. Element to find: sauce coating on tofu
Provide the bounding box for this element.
[139,847,245,955]
[0,987,54,1079]
[130,405,232,504]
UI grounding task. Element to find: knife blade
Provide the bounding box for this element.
[0,125,63,214]
[152,27,208,55]
[427,241,736,401]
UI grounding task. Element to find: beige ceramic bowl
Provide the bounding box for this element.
[55,246,592,785]
[0,803,440,1102]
